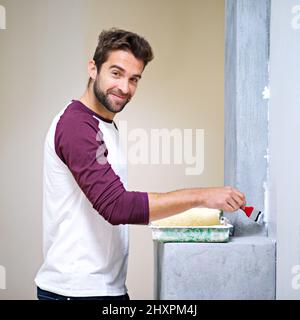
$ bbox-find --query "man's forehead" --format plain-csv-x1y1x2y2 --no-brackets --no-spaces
105,50,144,73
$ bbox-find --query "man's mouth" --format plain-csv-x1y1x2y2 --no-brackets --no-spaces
110,93,128,101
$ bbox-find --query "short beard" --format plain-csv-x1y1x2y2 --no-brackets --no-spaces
93,79,130,114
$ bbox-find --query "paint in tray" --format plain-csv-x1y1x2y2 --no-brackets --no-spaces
150,222,233,243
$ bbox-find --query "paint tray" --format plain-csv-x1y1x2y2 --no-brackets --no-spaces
149,219,233,243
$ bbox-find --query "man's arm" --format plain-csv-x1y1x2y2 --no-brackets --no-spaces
148,186,246,222
55,110,149,225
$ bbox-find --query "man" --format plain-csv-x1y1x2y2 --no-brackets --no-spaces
35,28,246,300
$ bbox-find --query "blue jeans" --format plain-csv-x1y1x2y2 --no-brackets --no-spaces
37,287,130,300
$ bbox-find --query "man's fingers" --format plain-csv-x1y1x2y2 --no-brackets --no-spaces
226,198,240,211
227,187,246,207
232,188,245,202
205,186,246,212
224,201,236,212
231,192,245,208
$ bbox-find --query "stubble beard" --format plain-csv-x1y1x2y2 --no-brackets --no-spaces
93,78,130,114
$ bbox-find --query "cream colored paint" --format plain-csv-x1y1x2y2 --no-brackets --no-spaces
0,0,224,299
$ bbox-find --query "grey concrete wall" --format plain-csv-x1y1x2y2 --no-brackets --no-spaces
269,0,300,299
155,237,275,300
224,0,270,236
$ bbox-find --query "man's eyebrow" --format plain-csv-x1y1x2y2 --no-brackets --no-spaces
109,65,142,79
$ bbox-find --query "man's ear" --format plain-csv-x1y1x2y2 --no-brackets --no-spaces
88,60,97,81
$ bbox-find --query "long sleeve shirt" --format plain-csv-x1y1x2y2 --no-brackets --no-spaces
35,100,149,297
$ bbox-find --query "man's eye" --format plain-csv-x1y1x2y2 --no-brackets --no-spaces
131,78,139,84
112,71,120,77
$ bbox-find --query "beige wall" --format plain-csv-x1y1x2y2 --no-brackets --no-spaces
0,0,224,299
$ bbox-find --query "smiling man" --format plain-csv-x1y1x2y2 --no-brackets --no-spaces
34,28,246,300
86,49,142,116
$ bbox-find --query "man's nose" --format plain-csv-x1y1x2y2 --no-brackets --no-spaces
118,79,130,95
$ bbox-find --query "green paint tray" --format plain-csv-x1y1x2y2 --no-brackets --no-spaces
150,222,233,243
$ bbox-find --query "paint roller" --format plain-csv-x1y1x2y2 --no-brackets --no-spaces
151,205,263,227
151,207,221,226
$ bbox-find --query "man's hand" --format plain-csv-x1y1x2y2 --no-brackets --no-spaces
199,186,246,212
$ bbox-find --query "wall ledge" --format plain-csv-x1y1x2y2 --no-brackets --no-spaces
154,236,276,300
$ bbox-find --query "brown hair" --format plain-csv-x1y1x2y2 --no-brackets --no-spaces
88,28,154,86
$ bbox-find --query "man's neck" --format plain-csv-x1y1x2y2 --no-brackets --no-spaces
79,86,115,122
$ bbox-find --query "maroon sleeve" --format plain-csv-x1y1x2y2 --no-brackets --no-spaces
54,109,149,225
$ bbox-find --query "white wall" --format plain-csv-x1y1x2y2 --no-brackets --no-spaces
0,0,224,299
269,0,300,299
